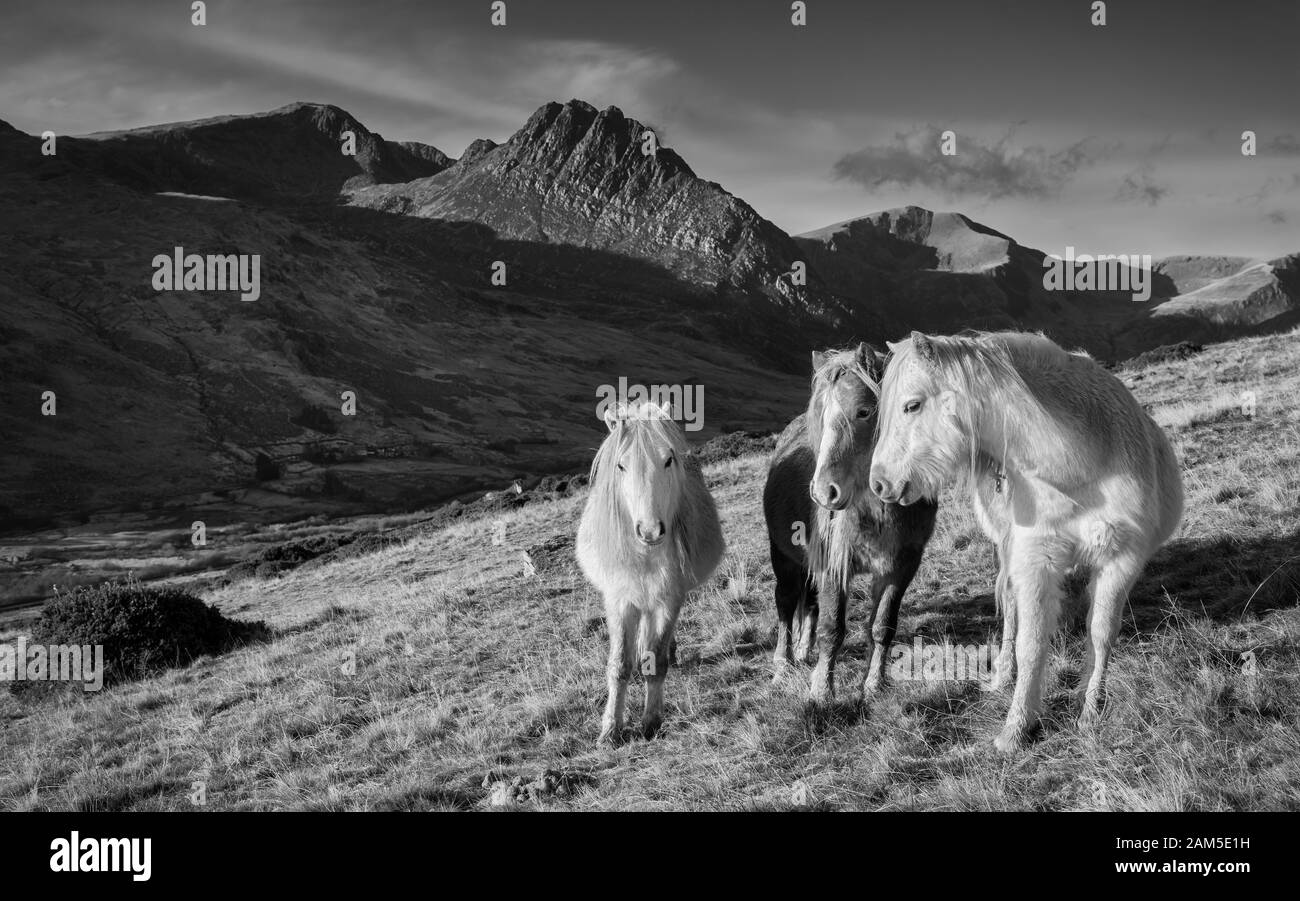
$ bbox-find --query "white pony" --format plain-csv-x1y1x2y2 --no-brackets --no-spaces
869,331,1183,751
576,401,724,747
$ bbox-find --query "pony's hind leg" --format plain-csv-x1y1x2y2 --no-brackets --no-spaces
996,548,1064,753
771,544,804,681
863,547,923,696
597,601,639,748
1078,555,1143,729
640,604,680,738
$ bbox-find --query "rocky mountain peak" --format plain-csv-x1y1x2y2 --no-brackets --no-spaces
488,99,694,186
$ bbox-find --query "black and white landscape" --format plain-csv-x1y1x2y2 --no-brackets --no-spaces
0,0,1297,816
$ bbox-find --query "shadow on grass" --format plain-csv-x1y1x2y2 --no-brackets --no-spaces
798,697,871,737
1131,526,1300,630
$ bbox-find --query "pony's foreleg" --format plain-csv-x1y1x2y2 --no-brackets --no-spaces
996,551,1064,752
771,546,803,680
863,549,922,696
1078,555,1143,729
640,603,680,738
808,580,846,704
597,600,638,748
990,548,1016,691
796,586,819,665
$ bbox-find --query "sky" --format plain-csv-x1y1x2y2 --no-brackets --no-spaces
2,0,1297,258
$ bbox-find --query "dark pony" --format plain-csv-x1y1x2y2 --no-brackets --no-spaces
762,343,938,701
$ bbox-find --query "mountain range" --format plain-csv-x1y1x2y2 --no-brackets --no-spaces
1,99,1296,531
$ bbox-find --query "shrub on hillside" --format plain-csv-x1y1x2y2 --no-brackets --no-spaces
692,430,777,467
221,534,349,583
27,579,269,688
1125,341,1204,370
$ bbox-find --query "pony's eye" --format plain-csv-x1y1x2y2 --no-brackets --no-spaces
903,400,922,414
855,408,872,419
617,463,626,472
665,456,675,469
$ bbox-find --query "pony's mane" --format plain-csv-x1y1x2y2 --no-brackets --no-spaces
583,401,707,583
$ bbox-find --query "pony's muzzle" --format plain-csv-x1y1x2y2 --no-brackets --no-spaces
635,520,666,545
809,477,847,511
870,473,909,505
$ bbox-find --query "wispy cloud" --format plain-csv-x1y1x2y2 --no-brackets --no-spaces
1115,162,1170,206
831,126,1101,200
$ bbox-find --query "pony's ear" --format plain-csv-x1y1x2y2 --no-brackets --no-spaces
811,350,829,374
910,331,936,364
658,400,673,419
885,339,904,355
603,406,619,432
856,342,884,379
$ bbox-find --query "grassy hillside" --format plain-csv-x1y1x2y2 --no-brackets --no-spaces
2,330,1298,811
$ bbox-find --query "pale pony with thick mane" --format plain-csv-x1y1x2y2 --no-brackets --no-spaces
576,401,725,747
869,330,1183,751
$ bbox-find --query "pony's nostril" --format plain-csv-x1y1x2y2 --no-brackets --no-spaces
636,521,664,542
871,479,886,498
826,483,840,504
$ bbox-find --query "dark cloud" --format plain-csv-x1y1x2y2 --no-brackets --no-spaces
831,126,1099,200
1266,210,1288,224
1267,134,1300,156
1115,163,1169,206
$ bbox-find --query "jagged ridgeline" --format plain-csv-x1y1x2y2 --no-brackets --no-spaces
0,101,1296,529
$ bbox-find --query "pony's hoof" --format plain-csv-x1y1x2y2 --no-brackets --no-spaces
640,717,662,739
595,725,621,749
993,728,1026,754
772,659,793,684
861,674,885,696
1077,704,1102,732
807,684,833,706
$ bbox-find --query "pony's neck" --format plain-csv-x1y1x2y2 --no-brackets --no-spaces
967,368,1069,483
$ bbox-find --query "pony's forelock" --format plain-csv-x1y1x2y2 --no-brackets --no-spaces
589,404,689,493
807,347,882,445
